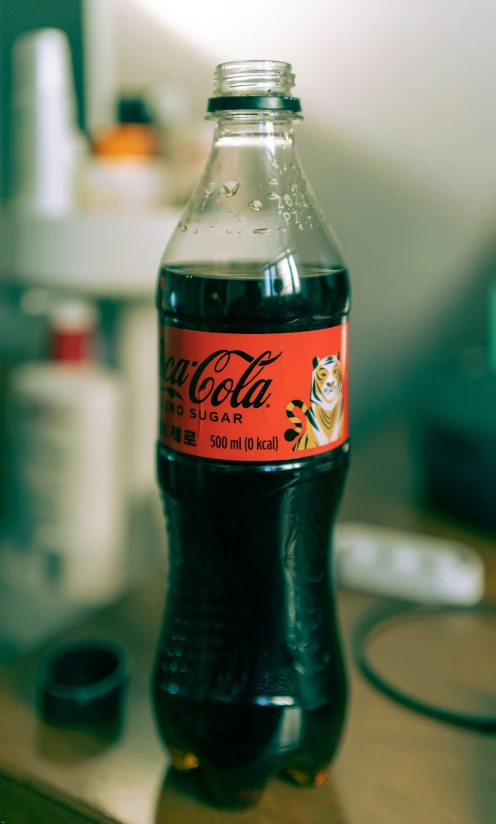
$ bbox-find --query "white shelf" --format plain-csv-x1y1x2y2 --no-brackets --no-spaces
0,208,181,298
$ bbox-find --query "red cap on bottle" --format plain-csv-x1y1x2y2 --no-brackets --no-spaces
49,301,96,364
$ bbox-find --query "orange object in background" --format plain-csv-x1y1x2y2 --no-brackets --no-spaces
92,97,160,160
81,97,170,210
93,123,160,160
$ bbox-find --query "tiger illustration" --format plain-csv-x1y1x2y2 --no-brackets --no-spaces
284,355,344,451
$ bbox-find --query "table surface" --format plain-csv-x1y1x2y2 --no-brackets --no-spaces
0,423,495,824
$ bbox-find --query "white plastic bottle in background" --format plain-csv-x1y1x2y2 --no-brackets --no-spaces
11,28,83,213
115,302,157,501
7,300,126,606
115,302,166,579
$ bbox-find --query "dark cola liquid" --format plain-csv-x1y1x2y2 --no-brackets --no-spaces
154,261,350,807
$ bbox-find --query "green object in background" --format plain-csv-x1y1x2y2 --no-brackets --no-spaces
0,287,48,526
416,276,496,530
489,278,496,374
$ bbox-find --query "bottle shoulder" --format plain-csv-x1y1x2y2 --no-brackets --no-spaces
160,139,346,274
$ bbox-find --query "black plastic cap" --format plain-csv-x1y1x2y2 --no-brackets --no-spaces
37,641,128,725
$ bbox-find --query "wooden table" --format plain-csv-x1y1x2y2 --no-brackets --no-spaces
0,423,495,823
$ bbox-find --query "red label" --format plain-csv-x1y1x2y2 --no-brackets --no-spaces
159,324,349,461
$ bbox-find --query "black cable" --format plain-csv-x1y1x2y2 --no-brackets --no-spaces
351,598,496,733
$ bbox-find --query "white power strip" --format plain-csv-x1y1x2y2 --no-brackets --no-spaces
334,523,485,605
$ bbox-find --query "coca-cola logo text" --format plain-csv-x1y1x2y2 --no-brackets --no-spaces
162,349,282,408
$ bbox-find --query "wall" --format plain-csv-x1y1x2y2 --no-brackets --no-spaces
124,0,496,214
107,0,496,427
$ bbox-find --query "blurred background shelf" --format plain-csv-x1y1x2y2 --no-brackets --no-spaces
0,209,180,298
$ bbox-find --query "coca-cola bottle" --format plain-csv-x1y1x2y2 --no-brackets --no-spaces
153,60,350,808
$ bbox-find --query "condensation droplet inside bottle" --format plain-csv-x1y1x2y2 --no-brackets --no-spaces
290,184,297,193
226,229,232,234
208,223,214,229
193,229,198,234
180,224,187,232
269,178,278,186
278,227,287,233
268,191,281,200
249,200,263,211
298,224,304,231
222,181,240,197
238,218,242,223
253,228,270,235
228,208,235,214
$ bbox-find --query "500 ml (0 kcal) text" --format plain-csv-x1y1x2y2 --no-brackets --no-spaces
210,435,279,452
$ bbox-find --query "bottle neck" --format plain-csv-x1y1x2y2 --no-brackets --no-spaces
206,113,301,191
212,111,298,145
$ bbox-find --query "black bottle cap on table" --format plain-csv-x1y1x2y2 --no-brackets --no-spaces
37,641,128,725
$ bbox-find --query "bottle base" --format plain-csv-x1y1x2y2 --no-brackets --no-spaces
168,746,200,772
165,744,334,808
156,690,347,807
282,763,329,788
